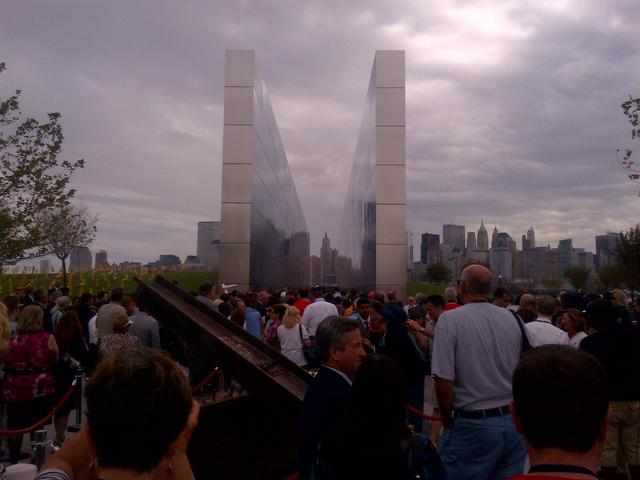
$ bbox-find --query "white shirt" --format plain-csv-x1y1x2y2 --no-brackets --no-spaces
88,315,98,345
277,324,310,367
568,331,588,348
526,317,570,347
301,298,338,336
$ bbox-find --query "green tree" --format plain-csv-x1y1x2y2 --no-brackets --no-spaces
0,62,84,265
618,95,640,194
598,265,626,290
615,225,640,293
563,266,591,292
541,277,563,292
426,262,450,284
41,203,97,287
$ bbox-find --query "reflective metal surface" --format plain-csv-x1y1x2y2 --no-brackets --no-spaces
221,50,309,290
337,51,407,298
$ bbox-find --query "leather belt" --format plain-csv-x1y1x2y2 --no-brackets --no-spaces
454,405,510,419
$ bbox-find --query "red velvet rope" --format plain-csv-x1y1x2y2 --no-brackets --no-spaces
0,379,78,436
191,367,220,394
405,403,443,421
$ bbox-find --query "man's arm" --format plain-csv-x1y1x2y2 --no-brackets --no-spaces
406,320,429,353
40,426,94,480
435,377,454,427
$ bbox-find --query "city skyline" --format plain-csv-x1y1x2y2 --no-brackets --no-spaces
1,1,638,266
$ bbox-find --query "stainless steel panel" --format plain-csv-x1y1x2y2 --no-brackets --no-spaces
225,50,256,87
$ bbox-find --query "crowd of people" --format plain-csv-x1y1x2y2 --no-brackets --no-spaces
175,272,640,479
0,285,160,465
0,267,639,479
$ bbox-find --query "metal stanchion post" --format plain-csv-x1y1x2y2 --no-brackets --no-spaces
75,369,85,427
31,429,48,469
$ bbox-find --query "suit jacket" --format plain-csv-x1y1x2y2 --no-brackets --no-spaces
299,366,352,479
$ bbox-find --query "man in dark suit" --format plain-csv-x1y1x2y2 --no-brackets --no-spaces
299,316,366,479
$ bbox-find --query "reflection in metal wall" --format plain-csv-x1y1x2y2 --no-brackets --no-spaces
337,51,407,299
336,71,377,292
221,50,309,291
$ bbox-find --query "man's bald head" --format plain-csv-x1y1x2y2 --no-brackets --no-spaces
520,293,536,308
460,265,493,296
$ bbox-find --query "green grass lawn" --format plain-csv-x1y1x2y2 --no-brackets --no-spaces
407,282,451,297
0,270,219,298
1,272,443,300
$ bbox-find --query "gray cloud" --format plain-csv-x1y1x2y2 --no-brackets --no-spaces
1,0,638,266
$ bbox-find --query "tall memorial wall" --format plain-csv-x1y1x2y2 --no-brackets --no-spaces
337,51,407,299
220,50,309,291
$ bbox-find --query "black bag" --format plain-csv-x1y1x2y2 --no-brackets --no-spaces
299,323,316,366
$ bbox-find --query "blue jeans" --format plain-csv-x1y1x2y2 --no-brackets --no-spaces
439,413,526,480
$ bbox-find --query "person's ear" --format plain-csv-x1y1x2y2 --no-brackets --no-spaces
329,345,339,361
509,401,524,434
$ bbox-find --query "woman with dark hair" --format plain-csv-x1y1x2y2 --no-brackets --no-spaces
264,303,286,352
315,354,446,479
53,310,89,445
36,348,199,480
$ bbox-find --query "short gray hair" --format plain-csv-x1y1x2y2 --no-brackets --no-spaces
313,316,360,363
444,287,457,303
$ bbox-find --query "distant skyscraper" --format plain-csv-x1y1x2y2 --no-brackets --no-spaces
320,233,333,284
407,231,414,272
466,232,477,252
491,226,499,249
477,219,489,250
443,224,465,251
95,250,108,268
494,232,517,251
70,246,92,271
523,246,559,284
309,255,321,286
420,233,440,263
558,239,573,276
527,227,535,248
158,255,181,266
489,247,512,282
595,232,620,270
197,221,221,271
577,251,595,272
39,259,51,274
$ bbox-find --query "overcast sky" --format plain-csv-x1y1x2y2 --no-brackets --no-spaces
1,0,638,265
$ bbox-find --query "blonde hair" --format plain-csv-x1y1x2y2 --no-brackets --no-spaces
113,313,131,334
282,306,301,329
17,305,44,334
612,289,627,307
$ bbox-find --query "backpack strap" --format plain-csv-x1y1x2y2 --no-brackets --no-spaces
510,310,532,354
